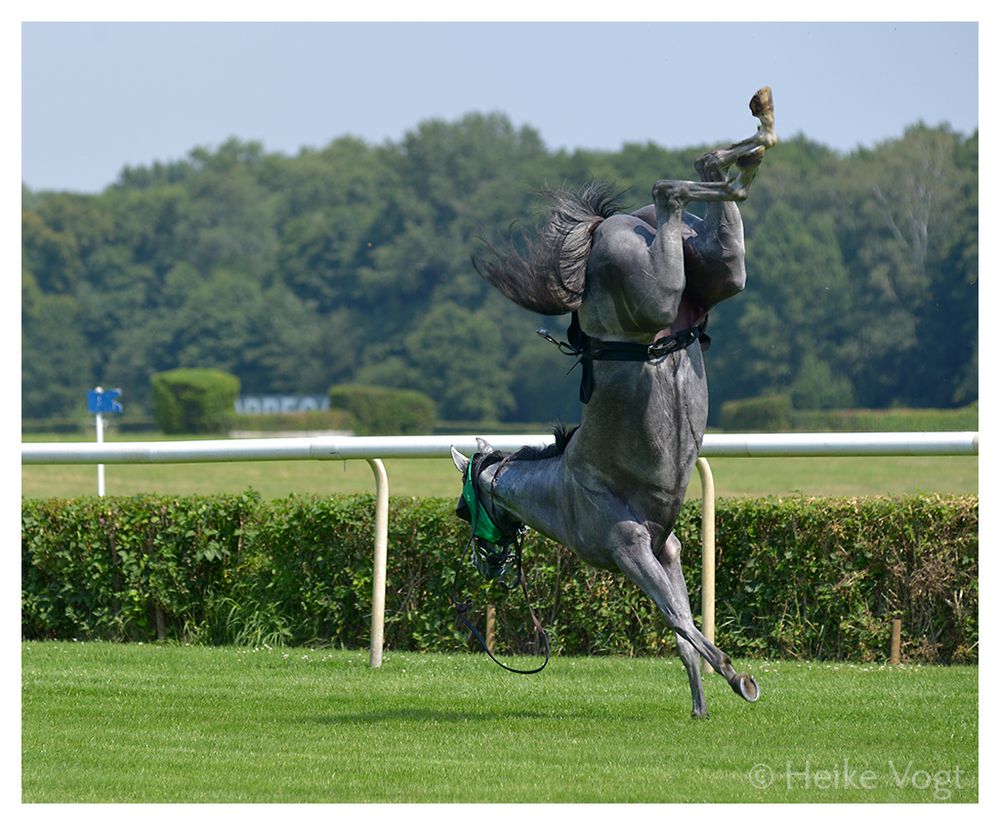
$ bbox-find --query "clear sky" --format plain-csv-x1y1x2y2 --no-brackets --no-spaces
21,19,979,193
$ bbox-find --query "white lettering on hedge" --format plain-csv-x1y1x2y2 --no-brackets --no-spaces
235,396,330,415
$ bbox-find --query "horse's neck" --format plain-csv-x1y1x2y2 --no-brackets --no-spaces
572,349,708,478
489,349,707,556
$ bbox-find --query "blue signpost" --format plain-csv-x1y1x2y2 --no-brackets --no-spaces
88,387,123,496
87,388,123,415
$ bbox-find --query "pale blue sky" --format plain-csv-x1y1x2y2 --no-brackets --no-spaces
21,21,978,193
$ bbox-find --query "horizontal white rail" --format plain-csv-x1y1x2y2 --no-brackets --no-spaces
20,434,552,464
702,431,979,457
20,431,979,464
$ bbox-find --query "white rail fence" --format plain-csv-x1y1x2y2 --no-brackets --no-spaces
22,431,978,667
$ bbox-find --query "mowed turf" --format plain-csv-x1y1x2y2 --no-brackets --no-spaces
21,432,978,500
22,642,977,803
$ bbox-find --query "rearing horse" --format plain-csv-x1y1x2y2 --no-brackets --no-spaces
452,89,776,717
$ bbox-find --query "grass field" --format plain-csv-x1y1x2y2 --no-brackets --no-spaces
22,642,977,803
21,433,978,499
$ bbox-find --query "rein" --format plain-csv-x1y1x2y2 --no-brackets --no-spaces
537,311,711,403
451,452,550,674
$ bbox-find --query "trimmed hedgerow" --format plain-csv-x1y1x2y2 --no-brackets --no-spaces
21,493,257,643
150,368,240,434
327,384,436,435
719,394,792,432
21,494,977,663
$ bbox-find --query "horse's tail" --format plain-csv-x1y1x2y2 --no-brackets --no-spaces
473,182,624,315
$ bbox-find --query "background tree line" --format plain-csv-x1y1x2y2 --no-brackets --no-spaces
22,113,977,426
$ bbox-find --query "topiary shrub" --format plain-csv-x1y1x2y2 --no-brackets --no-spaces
327,383,436,435
720,394,792,432
150,368,240,434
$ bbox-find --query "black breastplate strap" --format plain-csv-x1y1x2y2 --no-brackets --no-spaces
537,312,711,403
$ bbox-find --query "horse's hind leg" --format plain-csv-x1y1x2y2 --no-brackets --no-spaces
651,86,775,222
653,86,775,209
681,142,757,305
653,149,765,209
695,86,776,176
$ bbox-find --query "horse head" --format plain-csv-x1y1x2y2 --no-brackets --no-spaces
450,439,524,542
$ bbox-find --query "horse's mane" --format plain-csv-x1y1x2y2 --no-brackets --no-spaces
505,424,579,464
473,182,624,315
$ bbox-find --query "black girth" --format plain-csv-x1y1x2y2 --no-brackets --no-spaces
537,311,711,403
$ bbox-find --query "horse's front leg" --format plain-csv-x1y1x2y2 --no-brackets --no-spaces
610,524,760,715
660,534,707,718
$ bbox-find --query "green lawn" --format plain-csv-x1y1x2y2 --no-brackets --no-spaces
22,642,977,803
21,432,978,499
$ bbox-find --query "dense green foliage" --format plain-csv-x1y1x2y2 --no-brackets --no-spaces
720,394,792,431
149,368,240,433
22,115,977,426
22,493,977,663
721,397,979,432
789,402,979,433
328,383,436,435
23,643,978,802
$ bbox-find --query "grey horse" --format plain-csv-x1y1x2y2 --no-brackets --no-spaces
452,88,776,718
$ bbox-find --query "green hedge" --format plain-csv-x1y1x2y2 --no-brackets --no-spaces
21,494,978,663
789,403,978,433
328,384,436,435
720,395,793,432
719,397,978,433
150,368,240,434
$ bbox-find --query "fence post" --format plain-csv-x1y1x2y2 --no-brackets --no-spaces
696,457,716,674
366,458,389,668
890,617,902,665
486,605,496,653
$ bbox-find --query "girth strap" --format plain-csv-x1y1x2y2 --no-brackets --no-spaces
537,311,711,403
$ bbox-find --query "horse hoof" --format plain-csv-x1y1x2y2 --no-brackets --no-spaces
749,86,773,117
735,673,760,702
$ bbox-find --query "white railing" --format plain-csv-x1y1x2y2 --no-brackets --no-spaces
20,430,979,464
22,431,978,667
